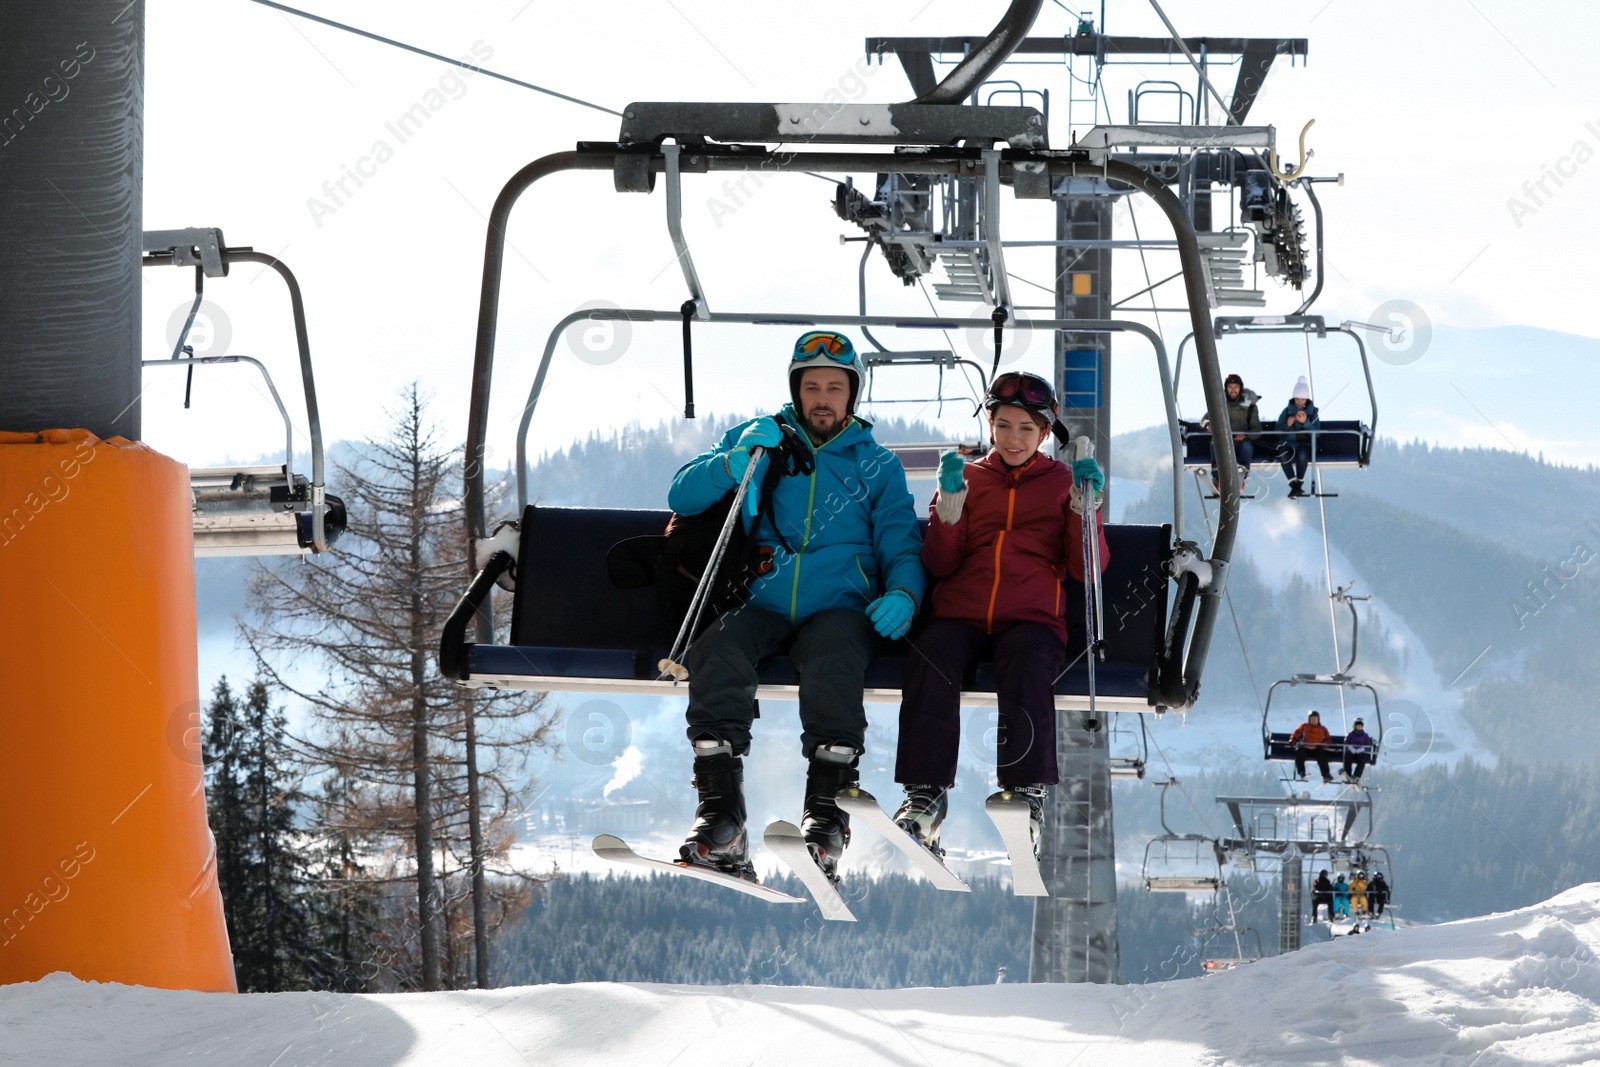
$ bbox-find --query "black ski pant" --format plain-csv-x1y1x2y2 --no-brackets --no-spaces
1295,747,1332,780
894,618,1065,788
1312,892,1333,921
1342,752,1370,781
684,604,875,758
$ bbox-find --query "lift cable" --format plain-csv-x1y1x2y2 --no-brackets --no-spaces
1303,330,1350,728
245,0,624,117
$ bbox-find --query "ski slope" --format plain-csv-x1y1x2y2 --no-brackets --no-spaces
6,885,1600,1065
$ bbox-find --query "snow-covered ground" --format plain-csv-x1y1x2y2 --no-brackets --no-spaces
9,885,1600,1065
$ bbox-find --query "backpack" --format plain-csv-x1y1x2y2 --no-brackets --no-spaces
607,420,813,636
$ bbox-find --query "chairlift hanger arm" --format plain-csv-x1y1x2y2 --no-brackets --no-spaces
227,250,330,552
911,0,1043,106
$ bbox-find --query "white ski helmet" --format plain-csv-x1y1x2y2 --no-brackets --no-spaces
789,331,865,415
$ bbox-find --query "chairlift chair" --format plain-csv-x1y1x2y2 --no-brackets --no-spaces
1107,712,1149,779
1143,834,1225,892
1142,780,1224,891
1261,584,1383,770
1201,924,1263,972
141,228,347,556
440,58,1274,715
1216,793,1376,855
1175,314,1378,489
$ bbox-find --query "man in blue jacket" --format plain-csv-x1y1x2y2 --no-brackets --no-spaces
670,331,925,883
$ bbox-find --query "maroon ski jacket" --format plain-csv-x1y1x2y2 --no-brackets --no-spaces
922,451,1111,645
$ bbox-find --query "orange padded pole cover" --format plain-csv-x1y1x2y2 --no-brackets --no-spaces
0,429,235,992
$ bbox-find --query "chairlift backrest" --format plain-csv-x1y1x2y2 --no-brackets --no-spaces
451,505,1173,710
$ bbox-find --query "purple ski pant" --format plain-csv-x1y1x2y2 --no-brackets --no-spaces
894,618,1064,788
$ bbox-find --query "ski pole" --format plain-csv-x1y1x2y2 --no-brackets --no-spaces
659,445,765,682
1074,435,1104,726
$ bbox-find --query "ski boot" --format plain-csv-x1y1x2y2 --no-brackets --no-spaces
679,739,754,881
1001,784,1050,859
892,784,949,859
800,742,859,886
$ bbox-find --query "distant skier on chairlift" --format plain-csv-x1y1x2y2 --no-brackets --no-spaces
1340,718,1375,783
890,370,1109,860
1275,375,1322,499
1312,870,1335,922
1290,710,1335,784
1199,372,1262,493
665,331,926,884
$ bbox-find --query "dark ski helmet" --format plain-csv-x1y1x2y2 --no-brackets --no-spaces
789,331,865,415
984,371,1059,427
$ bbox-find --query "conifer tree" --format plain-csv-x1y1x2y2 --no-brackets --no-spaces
245,383,550,990
204,676,328,991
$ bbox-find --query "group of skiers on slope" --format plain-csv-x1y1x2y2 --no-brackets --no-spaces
1199,371,1323,498
1312,869,1390,923
1288,711,1377,785
668,331,1109,883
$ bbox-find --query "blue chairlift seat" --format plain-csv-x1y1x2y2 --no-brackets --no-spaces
1264,732,1379,766
1180,420,1372,470
458,505,1172,712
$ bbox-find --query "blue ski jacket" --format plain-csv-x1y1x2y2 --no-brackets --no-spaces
668,407,925,624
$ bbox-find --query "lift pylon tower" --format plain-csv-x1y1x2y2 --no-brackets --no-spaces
1216,791,1390,952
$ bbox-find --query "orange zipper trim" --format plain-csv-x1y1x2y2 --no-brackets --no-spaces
985,483,1018,632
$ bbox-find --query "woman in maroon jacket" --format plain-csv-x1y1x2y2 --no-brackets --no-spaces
892,372,1110,857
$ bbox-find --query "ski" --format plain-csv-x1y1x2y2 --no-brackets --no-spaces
984,791,1049,897
835,787,971,893
590,835,806,905
1279,777,1381,793
762,821,857,922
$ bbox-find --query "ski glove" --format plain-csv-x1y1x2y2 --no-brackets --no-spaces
937,449,967,493
1072,456,1105,494
726,417,783,482
866,589,916,640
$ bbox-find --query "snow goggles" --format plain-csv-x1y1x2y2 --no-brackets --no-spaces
985,372,1058,416
793,331,856,362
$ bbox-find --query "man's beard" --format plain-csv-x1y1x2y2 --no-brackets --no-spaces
804,412,845,444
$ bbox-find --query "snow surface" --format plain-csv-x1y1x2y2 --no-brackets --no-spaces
9,886,1600,1065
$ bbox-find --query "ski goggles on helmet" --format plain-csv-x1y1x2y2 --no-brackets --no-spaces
985,372,1058,417
793,331,856,363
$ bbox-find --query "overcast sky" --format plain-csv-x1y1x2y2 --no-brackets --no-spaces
137,0,1600,484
